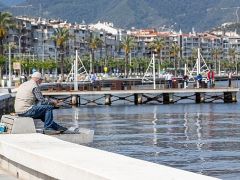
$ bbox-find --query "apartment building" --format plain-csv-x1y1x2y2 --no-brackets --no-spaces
88,21,125,59
224,31,240,58
13,18,122,63
130,29,174,59
130,28,238,62
4,16,240,64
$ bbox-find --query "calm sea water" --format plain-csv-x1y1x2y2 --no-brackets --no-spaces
51,81,240,180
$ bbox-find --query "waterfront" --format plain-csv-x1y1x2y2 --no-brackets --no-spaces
40,97,239,180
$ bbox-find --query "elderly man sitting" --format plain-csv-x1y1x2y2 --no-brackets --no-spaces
14,72,67,134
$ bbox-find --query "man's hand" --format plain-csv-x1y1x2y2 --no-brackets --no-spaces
52,100,63,107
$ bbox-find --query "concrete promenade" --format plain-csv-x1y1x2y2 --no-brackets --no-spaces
0,167,17,180
0,133,219,180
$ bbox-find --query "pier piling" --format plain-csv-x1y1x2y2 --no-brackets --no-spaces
71,95,79,105
134,93,143,105
105,94,111,105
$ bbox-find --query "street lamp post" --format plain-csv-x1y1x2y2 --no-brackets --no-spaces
54,47,57,77
129,52,132,76
8,45,11,87
8,43,14,87
41,40,45,75
13,34,25,55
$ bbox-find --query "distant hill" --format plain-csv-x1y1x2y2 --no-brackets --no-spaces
0,2,6,10
2,0,240,32
212,23,240,34
0,0,25,6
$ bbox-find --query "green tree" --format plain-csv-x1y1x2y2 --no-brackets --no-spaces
88,35,103,73
52,27,72,80
0,12,15,55
188,48,198,69
211,48,222,74
121,35,135,77
138,57,150,76
130,57,140,76
81,54,90,71
0,55,5,79
170,42,180,76
228,48,238,73
148,37,165,77
148,37,165,64
228,48,237,62
41,59,57,73
161,59,172,70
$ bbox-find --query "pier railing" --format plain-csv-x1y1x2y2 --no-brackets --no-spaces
42,87,239,106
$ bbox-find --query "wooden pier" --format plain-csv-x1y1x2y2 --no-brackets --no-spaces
42,87,239,106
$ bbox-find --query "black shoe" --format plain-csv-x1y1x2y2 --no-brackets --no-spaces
55,124,68,133
43,128,61,135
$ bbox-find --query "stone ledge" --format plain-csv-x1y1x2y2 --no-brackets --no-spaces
0,134,219,180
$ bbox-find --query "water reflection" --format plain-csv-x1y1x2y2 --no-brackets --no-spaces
73,108,79,127
52,102,240,180
152,106,158,146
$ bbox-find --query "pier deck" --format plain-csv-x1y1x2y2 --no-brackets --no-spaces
43,88,239,95
42,87,239,105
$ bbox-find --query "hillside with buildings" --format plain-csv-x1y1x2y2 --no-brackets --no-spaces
3,16,240,63
212,23,240,34
2,0,240,32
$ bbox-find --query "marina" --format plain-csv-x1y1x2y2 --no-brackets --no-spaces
1,2,240,178
0,80,240,180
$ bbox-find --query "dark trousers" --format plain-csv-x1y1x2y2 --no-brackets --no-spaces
167,80,172,88
228,79,232,87
19,104,59,129
209,79,214,87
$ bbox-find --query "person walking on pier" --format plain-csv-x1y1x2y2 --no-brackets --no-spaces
14,72,68,134
166,72,173,88
183,74,189,88
196,74,202,88
207,70,215,88
228,71,232,87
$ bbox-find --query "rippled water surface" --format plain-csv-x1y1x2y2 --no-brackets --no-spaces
51,101,240,180
49,81,240,180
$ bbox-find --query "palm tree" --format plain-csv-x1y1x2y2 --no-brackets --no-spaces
189,48,198,69
148,37,165,64
170,42,180,76
121,35,135,77
229,47,238,73
0,12,15,55
52,27,72,80
228,48,237,61
88,35,103,73
0,55,5,79
148,37,165,77
211,48,222,74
